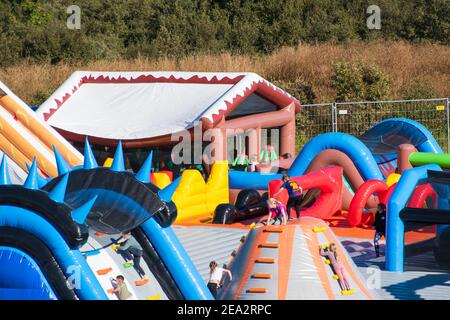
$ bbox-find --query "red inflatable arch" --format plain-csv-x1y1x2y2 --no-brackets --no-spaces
348,179,388,227
408,184,437,208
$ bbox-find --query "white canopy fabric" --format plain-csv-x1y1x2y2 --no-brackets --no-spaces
37,71,299,140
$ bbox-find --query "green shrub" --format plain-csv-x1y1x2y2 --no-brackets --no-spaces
331,62,390,102
361,64,390,101
331,62,364,102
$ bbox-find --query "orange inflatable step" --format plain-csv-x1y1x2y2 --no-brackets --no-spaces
95,231,106,237
135,278,150,286
252,273,272,279
96,267,113,275
255,257,275,264
264,226,283,233
259,242,279,248
247,288,268,293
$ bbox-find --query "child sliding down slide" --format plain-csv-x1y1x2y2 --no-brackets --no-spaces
267,198,288,226
319,243,352,293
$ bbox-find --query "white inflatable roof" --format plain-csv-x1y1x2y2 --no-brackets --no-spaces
37,71,299,140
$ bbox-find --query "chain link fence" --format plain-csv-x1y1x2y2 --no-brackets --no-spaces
296,98,450,153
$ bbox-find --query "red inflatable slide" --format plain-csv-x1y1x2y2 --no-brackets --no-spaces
268,166,343,219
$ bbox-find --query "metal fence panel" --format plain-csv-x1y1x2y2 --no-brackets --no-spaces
298,98,450,152
295,103,333,151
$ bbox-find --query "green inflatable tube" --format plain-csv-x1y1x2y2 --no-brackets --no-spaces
409,152,450,168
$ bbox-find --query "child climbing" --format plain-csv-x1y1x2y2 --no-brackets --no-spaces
207,261,232,299
373,203,387,257
109,275,133,300
319,243,352,292
273,174,303,220
267,198,287,226
113,231,148,283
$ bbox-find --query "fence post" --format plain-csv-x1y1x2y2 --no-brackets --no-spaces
332,102,337,132
447,97,450,154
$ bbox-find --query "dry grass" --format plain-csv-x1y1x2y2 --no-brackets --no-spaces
0,41,448,105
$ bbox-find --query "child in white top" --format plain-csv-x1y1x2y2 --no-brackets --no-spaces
207,261,232,299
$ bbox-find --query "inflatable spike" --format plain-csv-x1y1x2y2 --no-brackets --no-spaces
135,150,153,183
0,154,11,185
25,162,47,188
71,195,97,224
110,141,125,172
53,145,70,175
24,158,39,190
83,137,98,169
48,174,69,203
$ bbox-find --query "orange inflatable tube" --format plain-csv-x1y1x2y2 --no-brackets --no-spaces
0,84,83,177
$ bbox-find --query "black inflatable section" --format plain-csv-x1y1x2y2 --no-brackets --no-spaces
0,227,78,300
143,182,178,227
213,204,238,224
434,227,450,266
154,200,178,228
43,168,166,234
400,208,450,224
132,228,184,300
0,186,87,248
235,189,262,209
213,189,268,224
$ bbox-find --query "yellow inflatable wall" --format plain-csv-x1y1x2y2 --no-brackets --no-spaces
172,161,229,222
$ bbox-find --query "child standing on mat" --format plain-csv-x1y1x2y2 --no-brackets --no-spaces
373,203,387,257
267,198,287,226
319,243,351,292
114,231,148,282
273,174,303,220
207,261,232,299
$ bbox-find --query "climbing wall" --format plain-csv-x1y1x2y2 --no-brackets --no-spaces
223,217,380,300
81,231,168,300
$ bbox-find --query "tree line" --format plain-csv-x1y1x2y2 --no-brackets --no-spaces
1,0,448,67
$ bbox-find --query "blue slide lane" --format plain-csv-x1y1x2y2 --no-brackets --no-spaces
376,118,443,153
0,205,107,300
0,247,56,300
